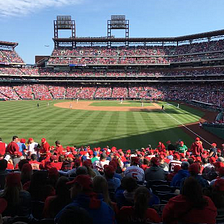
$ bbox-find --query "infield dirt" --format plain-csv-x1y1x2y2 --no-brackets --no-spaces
54,101,161,112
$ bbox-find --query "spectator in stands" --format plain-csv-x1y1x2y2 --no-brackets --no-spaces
202,157,218,182
40,138,50,156
82,159,98,178
55,206,93,224
189,137,204,156
118,186,161,224
91,151,99,163
93,175,119,214
0,198,7,224
221,143,224,157
209,143,218,157
76,166,88,176
159,154,169,172
28,171,55,201
181,163,209,190
140,158,150,171
55,140,64,155
210,178,224,223
145,157,165,182
166,140,176,151
6,136,20,158
0,159,9,190
29,154,41,170
167,165,181,182
156,142,166,151
93,152,109,173
27,138,39,156
162,176,217,224
124,157,144,183
55,175,116,224
17,138,26,155
0,138,6,157
168,153,182,172
170,161,190,189
0,173,31,217
43,176,71,219
104,164,121,192
48,167,60,188
177,141,188,155
45,155,63,171
21,163,33,185
210,167,224,186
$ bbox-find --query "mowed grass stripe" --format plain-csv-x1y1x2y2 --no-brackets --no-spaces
0,100,205,149
136,112,158,147
3,108,76,142
103,111,120,139
126,112,140,135
72,111,107,145
139,110,194,146
51,111,96,146
87,111,123,148
85,112,113,145
43,110,90,143
77,111,108,145
168,109,201,124
17,108,74,137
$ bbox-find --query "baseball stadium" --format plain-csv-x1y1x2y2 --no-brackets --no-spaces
0,13,224,223
0,15,223,149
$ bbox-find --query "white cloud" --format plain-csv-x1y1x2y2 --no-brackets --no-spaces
0,0,84,17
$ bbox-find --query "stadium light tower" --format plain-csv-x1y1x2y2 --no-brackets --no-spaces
107,15,129,46
54,16,76,48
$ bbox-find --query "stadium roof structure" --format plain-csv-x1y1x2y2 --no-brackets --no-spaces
53,28,224,46
0,41,18,48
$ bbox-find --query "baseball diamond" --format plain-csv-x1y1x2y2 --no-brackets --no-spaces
0,100,222,149
1,11,224,224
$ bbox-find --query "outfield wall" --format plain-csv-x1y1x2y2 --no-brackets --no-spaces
202,124,224,141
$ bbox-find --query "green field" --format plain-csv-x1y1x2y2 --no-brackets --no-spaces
90,100,155,107
0,100,204,150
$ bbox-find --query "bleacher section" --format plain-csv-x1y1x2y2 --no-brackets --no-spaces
47,40,224,66
0,49,24,64
0,84,223,108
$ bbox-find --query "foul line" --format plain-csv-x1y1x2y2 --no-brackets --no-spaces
162,106,211,146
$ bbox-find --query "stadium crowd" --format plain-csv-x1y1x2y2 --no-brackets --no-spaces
0,68,23,76
46,40,224,65
49,40,224,57
1,67,224,78
0,83,223,108
1,40,224,67
0,50,24,64
0,136,223,223
95,87,113,98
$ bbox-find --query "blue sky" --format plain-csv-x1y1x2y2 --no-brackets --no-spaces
0,0,224,64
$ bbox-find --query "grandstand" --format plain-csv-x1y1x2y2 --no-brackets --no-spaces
1,14,224,224
0,15,223,110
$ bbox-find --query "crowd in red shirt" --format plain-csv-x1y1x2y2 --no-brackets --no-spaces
0,135,223,223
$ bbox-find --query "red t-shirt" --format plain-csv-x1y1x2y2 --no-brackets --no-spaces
162,195,217,224
7,163,14,170
118,206,161,223
189,142,203,155
40,142,50,154
0,142,6,155
56,145,64,155
45,161,63,170
6,142,19,155
140,164,149,171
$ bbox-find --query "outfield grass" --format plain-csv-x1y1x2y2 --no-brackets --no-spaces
0,100,204,150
